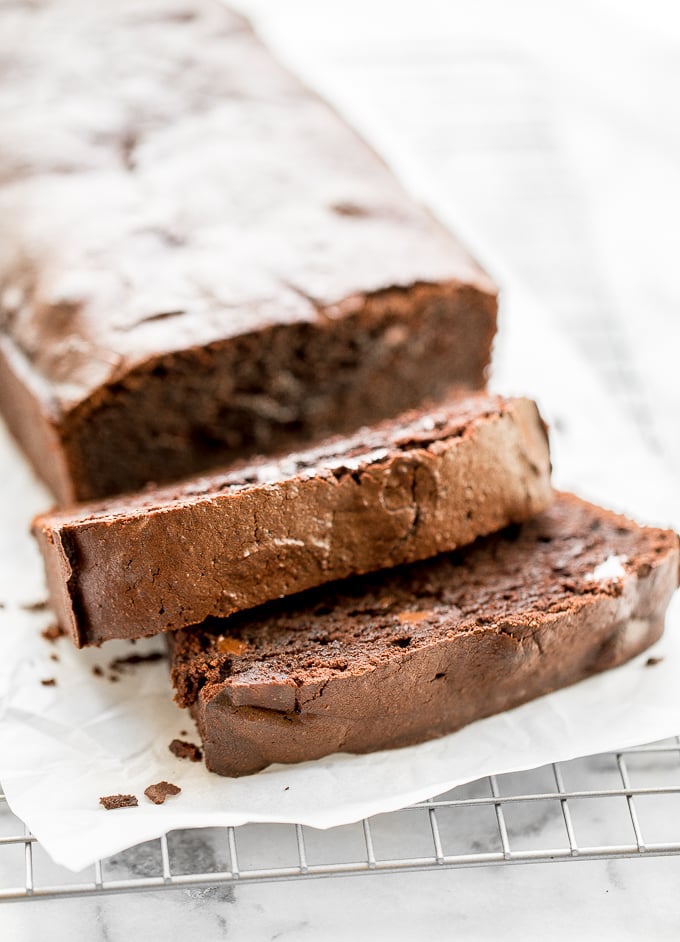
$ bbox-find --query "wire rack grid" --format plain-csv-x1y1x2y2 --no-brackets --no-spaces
3,738,680,903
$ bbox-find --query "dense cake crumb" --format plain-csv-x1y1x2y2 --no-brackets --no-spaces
144,782,182,805
169,739,202,762
100,794,138,810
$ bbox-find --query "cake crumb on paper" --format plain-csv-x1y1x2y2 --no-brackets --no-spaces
169,739,202,762
22,599,48,612
144,781,182,805
100,794,138,810
108,651,165,674
41,624,64,643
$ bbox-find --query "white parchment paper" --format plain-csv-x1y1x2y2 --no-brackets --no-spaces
0,286,678,872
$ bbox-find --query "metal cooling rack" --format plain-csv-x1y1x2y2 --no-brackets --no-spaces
3,738,680,903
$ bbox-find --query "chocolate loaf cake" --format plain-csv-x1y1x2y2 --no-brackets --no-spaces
0,0,496,504
33,394,551,646
169,494,679,777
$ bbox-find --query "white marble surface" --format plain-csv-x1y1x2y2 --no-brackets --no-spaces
2,0,680,936
1,859,680,941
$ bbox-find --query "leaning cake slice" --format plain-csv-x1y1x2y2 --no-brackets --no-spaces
33,394,551,646
169,493,679,776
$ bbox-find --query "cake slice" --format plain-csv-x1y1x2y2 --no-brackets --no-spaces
169,493,679,776
0,0,496,504
33,394,551,646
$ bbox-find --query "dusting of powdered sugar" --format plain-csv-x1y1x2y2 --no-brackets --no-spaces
586,555,628,582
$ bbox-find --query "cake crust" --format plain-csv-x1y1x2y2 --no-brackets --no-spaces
33,394,551,645
169,494,679,777
0,0,496,503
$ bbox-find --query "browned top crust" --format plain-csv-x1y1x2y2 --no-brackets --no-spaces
0,0,494,418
